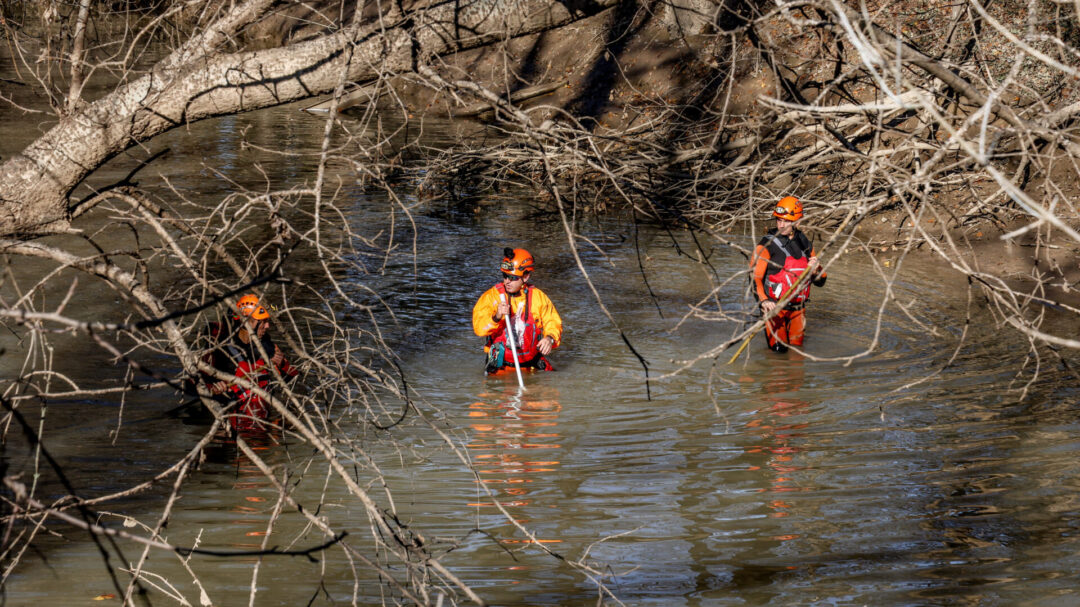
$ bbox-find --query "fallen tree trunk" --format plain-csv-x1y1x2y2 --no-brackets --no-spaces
0,0,622,236
450,79,567,117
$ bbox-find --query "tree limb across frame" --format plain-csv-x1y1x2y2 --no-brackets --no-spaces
0,0,623,236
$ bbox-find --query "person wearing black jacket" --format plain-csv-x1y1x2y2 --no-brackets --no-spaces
198,294,297,427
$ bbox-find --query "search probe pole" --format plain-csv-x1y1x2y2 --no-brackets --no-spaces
500,294,526,391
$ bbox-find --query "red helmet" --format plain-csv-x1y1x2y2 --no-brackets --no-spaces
500,248,534,277
773,196,803,221
236,294,270,320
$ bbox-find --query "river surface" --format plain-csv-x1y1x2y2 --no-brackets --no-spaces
4,77,1080,606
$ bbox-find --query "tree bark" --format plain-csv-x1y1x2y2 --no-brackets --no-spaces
0,0,622,236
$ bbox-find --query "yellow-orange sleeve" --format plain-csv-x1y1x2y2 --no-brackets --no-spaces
530,287,563,347
472,286,502,337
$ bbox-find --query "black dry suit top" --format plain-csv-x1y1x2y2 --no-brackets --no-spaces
207,319,277,375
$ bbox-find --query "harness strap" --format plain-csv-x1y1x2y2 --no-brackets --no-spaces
224,342,246,365
767,233,803,261
488,284,534,345
522,285,532,325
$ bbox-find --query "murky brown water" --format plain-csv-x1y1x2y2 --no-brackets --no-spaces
4,72,1080,606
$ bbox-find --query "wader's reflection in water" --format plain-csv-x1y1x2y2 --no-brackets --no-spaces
745,354,811,532
467,385,563,546
204,428,286,553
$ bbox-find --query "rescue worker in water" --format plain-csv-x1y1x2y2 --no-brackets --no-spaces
751,196,827,353
199,294,297,426
472,248,563,374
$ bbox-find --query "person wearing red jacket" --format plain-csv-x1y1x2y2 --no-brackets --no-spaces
472,248,563,374
751,197,827,353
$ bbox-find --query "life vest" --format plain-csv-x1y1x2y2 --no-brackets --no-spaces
232,359,273,425
487,283,541,364
763,234,812,304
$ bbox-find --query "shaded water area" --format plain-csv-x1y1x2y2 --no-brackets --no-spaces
4,92,1080,605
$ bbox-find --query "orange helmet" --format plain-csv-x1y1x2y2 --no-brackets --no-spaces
773,196,803,221
236,294,270,320
500,248,534,277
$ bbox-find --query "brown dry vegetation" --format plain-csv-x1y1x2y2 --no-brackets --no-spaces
362,0,1080,313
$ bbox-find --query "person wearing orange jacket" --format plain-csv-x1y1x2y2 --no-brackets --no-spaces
751,196,827,353
472,248,563,374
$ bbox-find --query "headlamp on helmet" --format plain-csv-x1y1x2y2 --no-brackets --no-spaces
772,196,803,221
500,247,534,277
